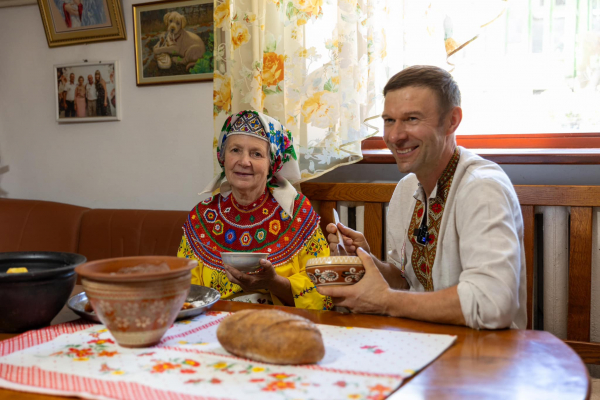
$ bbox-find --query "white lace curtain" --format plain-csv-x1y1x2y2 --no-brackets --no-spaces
212,0,505,179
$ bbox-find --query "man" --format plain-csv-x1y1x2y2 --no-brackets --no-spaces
57,74,68,118
64,73,77,118
85,75,97,117
320,65,526,330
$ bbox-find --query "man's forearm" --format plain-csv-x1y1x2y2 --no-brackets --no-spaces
371,257,409,290
382,285,466,326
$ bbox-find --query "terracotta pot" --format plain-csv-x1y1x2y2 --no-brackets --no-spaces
76,256,197,348
305,256,365,286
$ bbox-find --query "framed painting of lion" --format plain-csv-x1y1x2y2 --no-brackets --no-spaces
133,0,213,86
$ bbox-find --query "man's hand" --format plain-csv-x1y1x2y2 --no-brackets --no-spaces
326,222,371,255
317,248,391,314
221,259,278,292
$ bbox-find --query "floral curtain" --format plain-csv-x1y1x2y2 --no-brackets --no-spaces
212,0,505,179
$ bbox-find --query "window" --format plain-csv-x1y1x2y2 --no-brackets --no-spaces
363,0,600,163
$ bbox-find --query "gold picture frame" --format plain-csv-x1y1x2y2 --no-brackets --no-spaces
37,0,126,48
133,0,213,86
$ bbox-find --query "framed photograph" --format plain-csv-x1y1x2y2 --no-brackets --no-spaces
133,0,214,86
54,61,121,123
37,0,126,47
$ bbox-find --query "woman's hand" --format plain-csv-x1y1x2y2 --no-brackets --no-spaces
326,222,371,255
221,259,278,292
221,259,294,306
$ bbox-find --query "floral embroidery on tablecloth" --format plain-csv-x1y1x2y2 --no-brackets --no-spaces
0,311,456,400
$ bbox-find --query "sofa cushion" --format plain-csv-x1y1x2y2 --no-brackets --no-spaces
78,209,188,261
0,198,89,253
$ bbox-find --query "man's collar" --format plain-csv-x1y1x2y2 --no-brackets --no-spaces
412,147,461,202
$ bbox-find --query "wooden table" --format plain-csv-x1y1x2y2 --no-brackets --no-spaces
0,300,591,400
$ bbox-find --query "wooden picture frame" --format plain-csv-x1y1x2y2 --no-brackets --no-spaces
54,61,121,123
37,0,126,47
133,0,213,86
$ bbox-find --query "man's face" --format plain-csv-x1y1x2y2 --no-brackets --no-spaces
382,86,449,178
70,74,75,83
88,75,93,84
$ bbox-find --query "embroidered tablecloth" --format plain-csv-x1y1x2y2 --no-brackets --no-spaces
0,311,456,400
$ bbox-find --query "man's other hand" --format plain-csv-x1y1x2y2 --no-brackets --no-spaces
316,248,390,314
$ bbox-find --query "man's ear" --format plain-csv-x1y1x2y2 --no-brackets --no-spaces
445,106,462,137
163,12,171,26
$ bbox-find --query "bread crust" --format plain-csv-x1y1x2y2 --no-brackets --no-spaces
217,309,325,365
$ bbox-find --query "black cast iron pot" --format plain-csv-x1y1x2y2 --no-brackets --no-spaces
0,252,86,333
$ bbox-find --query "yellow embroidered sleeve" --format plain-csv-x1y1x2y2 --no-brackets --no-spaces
283,227,333,311
176,235,204,286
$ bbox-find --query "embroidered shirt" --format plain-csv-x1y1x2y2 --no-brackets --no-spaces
178,190,332,311
387,146,527,330
408,148,460,291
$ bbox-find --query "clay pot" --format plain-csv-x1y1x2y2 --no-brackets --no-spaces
76,256,197,348
306,256,365,286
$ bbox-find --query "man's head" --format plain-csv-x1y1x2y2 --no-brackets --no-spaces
69,73,75,83
87,75,93,84
382,65,462,187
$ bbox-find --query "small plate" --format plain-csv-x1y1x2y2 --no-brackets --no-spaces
67,284,221,323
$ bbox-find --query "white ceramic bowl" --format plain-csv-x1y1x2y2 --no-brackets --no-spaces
221,252,269,273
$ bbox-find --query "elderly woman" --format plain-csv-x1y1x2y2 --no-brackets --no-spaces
177,110,332,310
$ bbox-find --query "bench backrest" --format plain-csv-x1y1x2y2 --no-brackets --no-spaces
301,182,600,364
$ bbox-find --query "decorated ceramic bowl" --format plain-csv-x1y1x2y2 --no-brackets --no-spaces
75,256,197,348
221,252,269,273
306,256,365,286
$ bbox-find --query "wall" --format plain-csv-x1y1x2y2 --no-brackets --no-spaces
0,2,214,211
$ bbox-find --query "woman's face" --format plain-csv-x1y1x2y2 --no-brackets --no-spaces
223,135,270,195
78,77,84,85
95,73,100,80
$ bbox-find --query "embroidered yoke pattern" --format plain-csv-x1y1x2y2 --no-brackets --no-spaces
183,190,320,270
408,148,461,291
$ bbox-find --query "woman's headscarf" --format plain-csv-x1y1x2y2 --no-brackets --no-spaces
200,110,302,215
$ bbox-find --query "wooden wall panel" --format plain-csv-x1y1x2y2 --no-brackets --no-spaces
364,202,383,260
515,186,600,207
318,201,336,244
521,205,535,330
301,183,396,203
567,207,593,342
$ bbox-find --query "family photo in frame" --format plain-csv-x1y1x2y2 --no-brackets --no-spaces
54,61,120,123
133,0,214,86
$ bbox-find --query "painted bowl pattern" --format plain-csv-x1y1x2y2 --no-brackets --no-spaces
305,256,365,286
82,274,190,347
76,256,197,348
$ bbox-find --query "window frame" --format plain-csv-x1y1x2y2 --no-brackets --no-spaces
360,134,600,164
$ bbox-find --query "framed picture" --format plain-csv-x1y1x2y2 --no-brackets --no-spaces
54,61,121,123
133,0,214,86
37,0,126,47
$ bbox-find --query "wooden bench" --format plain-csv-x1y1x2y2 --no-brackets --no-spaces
301,182,600,364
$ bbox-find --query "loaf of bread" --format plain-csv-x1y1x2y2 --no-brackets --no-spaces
217,309,325,365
